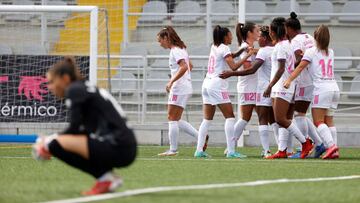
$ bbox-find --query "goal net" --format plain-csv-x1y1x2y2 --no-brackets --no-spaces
0,5,110,141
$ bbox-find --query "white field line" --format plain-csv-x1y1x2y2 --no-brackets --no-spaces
0,156,359,164
43,175,360,203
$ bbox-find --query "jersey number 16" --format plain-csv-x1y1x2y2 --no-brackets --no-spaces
319,59,333,78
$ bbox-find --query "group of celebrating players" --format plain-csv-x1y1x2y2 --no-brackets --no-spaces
157,12,340,160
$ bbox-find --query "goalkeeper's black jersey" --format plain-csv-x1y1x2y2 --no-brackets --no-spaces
62,81,135,146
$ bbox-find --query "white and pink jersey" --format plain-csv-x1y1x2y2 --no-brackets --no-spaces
271,40,296,94
237,42,257,93
255,46,274,92
203,43,232,91
302,47,339,94
291,33,315,88
169,46,192,95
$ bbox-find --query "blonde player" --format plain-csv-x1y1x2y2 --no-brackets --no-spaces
157,26,200,156
220,26,275,158
284,25,340,159
194,25,254,158
264,17,313,159
285,12,325,158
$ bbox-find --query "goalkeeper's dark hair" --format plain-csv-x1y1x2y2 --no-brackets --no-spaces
48,56,84,81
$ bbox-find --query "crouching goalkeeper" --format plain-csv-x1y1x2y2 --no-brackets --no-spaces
33,57,137,195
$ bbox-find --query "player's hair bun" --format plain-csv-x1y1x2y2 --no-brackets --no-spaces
290,12,298,19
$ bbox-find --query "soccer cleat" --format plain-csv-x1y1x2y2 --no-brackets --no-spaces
223,148,228,156
226,151,247,159
322,145,339,159
203,134,209,152
313,143,326,158
261,150,272,158
158,150,178,156
194,151,210,158
265,150,287,159
300,138,314,159
82,177,123,196
329,150,339,159
289,151,301,159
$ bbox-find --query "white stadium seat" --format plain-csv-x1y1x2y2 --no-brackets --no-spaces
172,1,202,23
304,1,333,23
338,1,360,23
349,75,360,98
334,47,352,70
211,1,235,23
245,1,266,23
138,1,167,23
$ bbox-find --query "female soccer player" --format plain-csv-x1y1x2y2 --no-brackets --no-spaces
32,57,137,195
157,26,200,156
264,17,313,159
194,25,254,158
285,12,325,158
284,25,340,159
220,25,276,158
231,22,260,156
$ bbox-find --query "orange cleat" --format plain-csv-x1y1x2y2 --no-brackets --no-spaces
329,150,339,159
300,138,314,159
265,150,287,159
82,177,123,196
322,145,339,159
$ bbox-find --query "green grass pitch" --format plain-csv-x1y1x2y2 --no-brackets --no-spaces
0,145,360,203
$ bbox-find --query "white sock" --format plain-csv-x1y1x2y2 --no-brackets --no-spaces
234,119,248,141
278,128,289,151
287,121,306,143
329,126,337,145
305,117,323,146
271,123,279,144
98,171,114,181
317,123,334,148
295,116,308,139
259,125,270,152
168,121,179,152
178,120,198,138
196,119,211,152
287,135,293,153
225,118,236,154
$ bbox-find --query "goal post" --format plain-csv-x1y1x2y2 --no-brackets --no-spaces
0,5,109,142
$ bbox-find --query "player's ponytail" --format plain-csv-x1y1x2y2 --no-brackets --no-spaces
49,56,84,82
270,17,286,41
236,22,256,46
314,25,330,55
158,26,186,49
285,12,301,31
213,25,230,46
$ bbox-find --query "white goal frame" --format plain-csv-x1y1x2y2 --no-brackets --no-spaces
0,5,99,84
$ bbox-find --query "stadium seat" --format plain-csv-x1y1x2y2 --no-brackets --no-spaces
349,75,360,98
210,1,235,23
46,0,68,21
21,44,47,55
146,71,169,95
228,77,237,94
172,1,202,23
335,74,343,91
333,47,352,70
274,0,300,14
5,0,34,22
120,46,147,68
150,48,169,69
191,71,204,93
111,71,137,95
187,45,210,69
304,1,333,23
138,1,167,23
0,45,13,55
245,1,266,23
338,1,360,23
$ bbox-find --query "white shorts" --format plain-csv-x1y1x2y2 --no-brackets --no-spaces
256,92,272,107
312,91,340,110
238,92,256,105
168,93,191,109
202,87,231,105
295,85,314,102
271,91,295,104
